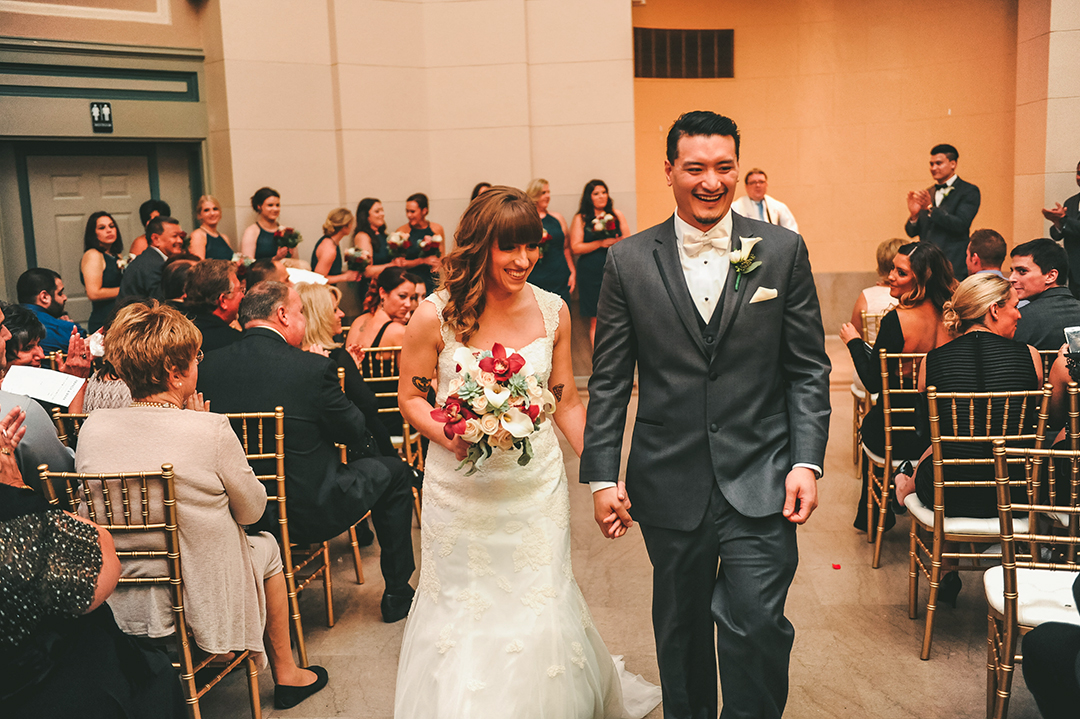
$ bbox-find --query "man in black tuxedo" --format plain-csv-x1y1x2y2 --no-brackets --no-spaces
197,281,416,622
184,259,242,352
1010,238,1080,350
117,216,185,300
1045,160,1080,297
905,143,981,280
582,111,830,719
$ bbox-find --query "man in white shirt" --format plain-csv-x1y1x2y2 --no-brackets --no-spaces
581,111,830,719
730,168,799,233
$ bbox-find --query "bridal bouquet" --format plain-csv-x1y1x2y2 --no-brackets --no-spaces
431,343,557,475
387,231,412,259
274,227,302,249
590,213,618,240
417,234,441,258
343,247,372,273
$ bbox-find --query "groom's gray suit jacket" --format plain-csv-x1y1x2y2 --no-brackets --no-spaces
580,212,831,531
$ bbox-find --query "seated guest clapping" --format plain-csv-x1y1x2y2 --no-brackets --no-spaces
74,303,328,709
197,282,416,622
1,301,92,414
184,259,244,352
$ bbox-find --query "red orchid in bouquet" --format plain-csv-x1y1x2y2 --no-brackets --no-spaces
431,343,557,475
274,227,302,249
387,231,411,259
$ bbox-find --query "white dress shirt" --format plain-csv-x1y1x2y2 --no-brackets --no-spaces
933,174,957,207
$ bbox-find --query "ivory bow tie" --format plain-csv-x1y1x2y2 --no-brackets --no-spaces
683,230,729,257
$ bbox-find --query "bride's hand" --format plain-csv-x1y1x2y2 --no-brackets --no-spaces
447,436,470,461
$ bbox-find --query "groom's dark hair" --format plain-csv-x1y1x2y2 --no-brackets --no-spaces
666,111,740,163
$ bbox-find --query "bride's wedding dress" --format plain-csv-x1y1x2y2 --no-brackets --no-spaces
394,287,661,719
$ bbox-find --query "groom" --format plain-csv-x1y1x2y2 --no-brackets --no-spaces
581,111,831,719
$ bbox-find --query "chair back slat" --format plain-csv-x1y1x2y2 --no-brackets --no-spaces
861,310,888,344
50,408,89,449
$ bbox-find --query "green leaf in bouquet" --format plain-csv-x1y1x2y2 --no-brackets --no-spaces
458,443,487,476
517,436,533,466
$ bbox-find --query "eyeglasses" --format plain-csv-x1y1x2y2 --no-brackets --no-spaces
195,349,204,364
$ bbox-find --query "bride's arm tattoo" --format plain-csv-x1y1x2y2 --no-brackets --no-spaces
551,384,564,402
412,376,432,393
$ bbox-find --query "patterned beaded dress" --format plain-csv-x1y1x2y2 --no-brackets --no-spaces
393,287,661,719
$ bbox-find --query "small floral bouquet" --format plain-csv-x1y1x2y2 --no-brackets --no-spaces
343,247,372,273
417,234,442,258
231,252,256,281
538,228,552,258
431,343,557,475
115,253,136,272
590,213,618,241
274,227,302,249
387,231,412,259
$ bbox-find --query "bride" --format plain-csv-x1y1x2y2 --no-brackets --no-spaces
396,187,661,718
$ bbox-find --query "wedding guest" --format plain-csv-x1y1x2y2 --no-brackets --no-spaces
160,253,200,306
2,304,46,368
569,179,629,345
0,303,75,488
0,417,186,719
312,208,360,286
197,282,416,623
81,297,146,413
117,216,186,301
470,182,491,200
393,192,445,295
128,198,170,258
840,241,955,530
16,268,86,353
184,260,244,352
526,178,575,304
79,211,123,332
76,302,329,709
904,143,981,280
240,187,292,261
345,267,421,350
965,228,1007,278
730,168,798,232
246,258,291,290
1045,160,1080,298
1022,575,1080,719
353,198,393,285
296,282,394,458
188,195,234,260
1010,238,1080,350
848,237,904,330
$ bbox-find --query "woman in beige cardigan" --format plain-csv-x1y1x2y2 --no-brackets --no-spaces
74,302,328,710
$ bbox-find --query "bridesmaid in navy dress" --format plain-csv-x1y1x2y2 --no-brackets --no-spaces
569,179,628,345
240,187,293,261
525,178,575,305
189,195,235,260
312,207,360,287
352,198,395,300
393,192,445,296
79,211,124,333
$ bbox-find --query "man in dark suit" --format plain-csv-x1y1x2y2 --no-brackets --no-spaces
1045,160,1080,296
197,281,416,622
183,259,242,352
582,111,831,719
905,143,981,280
1011,238,1080,350
117,216,185,301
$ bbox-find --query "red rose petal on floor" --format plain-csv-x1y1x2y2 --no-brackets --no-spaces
831,564,841,570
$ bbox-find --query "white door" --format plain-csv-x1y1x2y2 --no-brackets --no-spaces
26,155,150,323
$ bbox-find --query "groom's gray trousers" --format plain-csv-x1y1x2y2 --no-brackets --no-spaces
639,483,798,719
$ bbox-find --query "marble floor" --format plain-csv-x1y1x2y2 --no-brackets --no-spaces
202,338,1043,718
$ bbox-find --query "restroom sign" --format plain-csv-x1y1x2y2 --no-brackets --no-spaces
90,102,113,133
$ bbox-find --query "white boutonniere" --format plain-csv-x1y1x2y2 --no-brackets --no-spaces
941,186,953,199
730,237,763,291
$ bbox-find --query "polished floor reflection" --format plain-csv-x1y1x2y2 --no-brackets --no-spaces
202,338,1041,718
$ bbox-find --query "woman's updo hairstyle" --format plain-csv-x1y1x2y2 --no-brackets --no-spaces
322,207,354,237
250,187,280,213
895,241,957,311
941,273,1012,337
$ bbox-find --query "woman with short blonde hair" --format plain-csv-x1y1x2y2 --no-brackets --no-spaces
312,208,358,287
296,282,343,352
189,194,234,260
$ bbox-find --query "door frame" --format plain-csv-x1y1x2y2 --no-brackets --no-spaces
13,139,204,267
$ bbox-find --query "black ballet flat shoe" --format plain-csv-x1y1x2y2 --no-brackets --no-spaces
381,587,415,623
937,571,962,608
274,665,329,710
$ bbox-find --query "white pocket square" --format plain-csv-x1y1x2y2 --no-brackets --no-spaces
749,287,778,304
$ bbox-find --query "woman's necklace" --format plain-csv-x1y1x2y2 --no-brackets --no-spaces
130,400,181,410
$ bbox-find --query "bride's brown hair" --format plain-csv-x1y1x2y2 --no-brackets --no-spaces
440,186,542,344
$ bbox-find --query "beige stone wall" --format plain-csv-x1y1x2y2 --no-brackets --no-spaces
0,0,203,47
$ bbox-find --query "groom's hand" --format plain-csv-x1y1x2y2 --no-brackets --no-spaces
593,481,633,539
782,467,818,524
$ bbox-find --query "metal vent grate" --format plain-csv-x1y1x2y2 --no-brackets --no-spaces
633,28,734,79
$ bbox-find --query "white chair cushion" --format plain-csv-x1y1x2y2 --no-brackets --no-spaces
850,383,867,400
904,492,1029,534
861,444,906,470
983,566,1080,627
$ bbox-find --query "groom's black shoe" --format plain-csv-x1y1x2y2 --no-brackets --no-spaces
382,586,415,623
274,665,329,709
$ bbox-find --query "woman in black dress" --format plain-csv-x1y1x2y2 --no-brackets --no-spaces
79,211,123,333
353,198,394,298
569,179,628,346
240,187,292,261
189,195,235,260
393,192,445,296
840,242,955,530
525,178,575,305
312,208,360,287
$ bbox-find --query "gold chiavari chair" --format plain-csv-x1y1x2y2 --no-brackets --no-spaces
862,350,925,568
338,366,371,585
38,463,262,719
907,384,1052,660
359,345,424,522
984,440,1080,719
47,350,65,370
1037,348,1059,381
851,311,887,466
224,407,334,632
51,407,88,449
